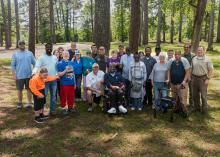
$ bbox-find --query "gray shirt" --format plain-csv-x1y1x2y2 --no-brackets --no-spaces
149,63,168,82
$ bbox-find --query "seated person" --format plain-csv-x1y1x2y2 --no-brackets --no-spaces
104,64,127,114
86,63,105,112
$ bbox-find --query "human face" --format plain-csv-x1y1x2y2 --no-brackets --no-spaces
91,46,97,53
58,48,64,58
45,44,53,55
54,50,59,59
197,47,205,57
40,72,49,80
167,51,174,59
145,48,151,57
109,64,116,73
18,43,25,51
134,54,140,62
159,56,165,64
99,47,105,55
92,66,99,74
119,47,124,55
175,51,181,61
184,45,190,54
75,54,80,60
111,51,117,58
71,43,76,50
63,51,70,60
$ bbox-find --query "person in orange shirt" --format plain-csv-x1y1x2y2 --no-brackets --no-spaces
29,67,58,123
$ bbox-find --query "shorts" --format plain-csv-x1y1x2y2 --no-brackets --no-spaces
16,78,30,90
33,89,46,111
92,94,101,104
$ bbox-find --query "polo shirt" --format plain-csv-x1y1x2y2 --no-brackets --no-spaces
81,56,96,76
192,56,213,76
95,55,109,72
104,72,124,88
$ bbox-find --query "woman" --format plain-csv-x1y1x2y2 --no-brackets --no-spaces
57,47,64,61
149,53,169,110
107,50,120,72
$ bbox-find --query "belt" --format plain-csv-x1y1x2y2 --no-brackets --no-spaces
192,74,207,78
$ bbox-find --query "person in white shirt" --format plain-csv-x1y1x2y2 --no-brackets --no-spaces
86,63,105,112
166,49,174,62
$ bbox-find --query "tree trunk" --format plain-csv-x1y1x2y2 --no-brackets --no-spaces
170,2,175,44
217,0,220,43
139,0,143,46
142,0,148,45
0,0,10,49
120,0,125,42
37,0,43,43
65,2,70,42
7,0,12,47
72,8,75,40
178,10,183,42
90,0,94,42
0,23,3,46
14,0,20,48
28,0,35,55
129,0,140,53
35,0,39,43
204,13,209,42
191,0,207,53
49,0,56,43
94,0,110,54
156,0,162,47
207,2,215,51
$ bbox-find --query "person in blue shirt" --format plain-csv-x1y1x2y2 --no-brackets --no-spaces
11,40,36,109
57,51,76,115
72,50,83,101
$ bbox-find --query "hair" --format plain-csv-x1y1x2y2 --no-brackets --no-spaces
39,67,48,74
71,42,76,47
45,43,52,47
58,47,64,51
91,44,96,49
111,50,118,54
175,50,182,55
118,45,124,48
53,49,58,55
155,46,161,52
134,52,139,56
126,47,130,53
145,47,151,52
139,51,144,55
197,46,205,51
167,49,174,52
159,52,166,58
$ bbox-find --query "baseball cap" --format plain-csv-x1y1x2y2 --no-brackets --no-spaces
92,63,99,68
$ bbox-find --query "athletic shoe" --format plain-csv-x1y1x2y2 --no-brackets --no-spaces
138,108,142,111
49,112,56,117
17,103,23,109
68,108,76,113
107,107,117,114
25,103,33,109
131,107,135,111
88,107,93,112
40,113,49,120
119,105,127,113
34,117,45,124
61,109,68,115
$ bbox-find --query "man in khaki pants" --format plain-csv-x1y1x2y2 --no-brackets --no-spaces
191,46,213,114
168,50,191,117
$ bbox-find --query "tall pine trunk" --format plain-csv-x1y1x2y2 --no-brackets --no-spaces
138,0,143,46
207,1,215,51
129,0,140,53
178,10,183,42
49,0,56,43
1,0,10,49
14,0,20,48
156,0,162,47
37,0,43,43
162,13,166,43
204,13,209,42
65,2,70,42
7,0,12,47
28,0,35,55
90,0,94,42
142,0,148,45
0,23,3,46
35,0,39,43
170,2,175,44
94,0,110,54
217,0,220,43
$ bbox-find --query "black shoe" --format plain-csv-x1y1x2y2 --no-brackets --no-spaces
68,108,76,113
40,113,49,120
17,103,23,109
34,117,45,124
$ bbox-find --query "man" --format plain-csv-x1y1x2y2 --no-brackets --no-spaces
183,44,194,106
166,49,174,62
86,63,105,112
91,44,98,59
120,47,134,105
68,42,77,61
118,45,125,59
95,46,109,73
153,46,161,62
191,46,213,114
104,64,127,114
142,47,157,106
168,50,190,117
33,43,58,115
11,40,36,109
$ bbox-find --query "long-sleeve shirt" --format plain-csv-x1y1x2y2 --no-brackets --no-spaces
149,63,168,82
33,53,58,77
120,54,134,80
29,75,57,97
11,50,36,80
104,72,125,88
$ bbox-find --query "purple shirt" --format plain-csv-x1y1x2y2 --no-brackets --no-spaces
107,57,120,67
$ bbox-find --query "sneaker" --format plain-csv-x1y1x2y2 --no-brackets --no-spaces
88,107,93,112
17,103,23,109
25,103,33,109
138,108,142,111
107,107,117,114
119,105,127,113
131,107,135,111
61,109,68,115
68,108,76,113
40,113,49,120
34,117,45,124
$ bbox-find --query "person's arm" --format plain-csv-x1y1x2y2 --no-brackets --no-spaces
205,60,214,85
45,76,59,82
11,54,17,80
29,77,44,98
31,53,36,67
32,57,42,74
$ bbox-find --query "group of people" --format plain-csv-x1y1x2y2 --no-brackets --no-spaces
11,40,214,123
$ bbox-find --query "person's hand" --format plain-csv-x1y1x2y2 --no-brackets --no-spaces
12,74,16,80
181,80,187,86
165,80,169,84
38,95,44,99
86,69,90,74
74,86,76,90
151,81,154,87
204,79,209,86
121,85,125,90
96,90,102,95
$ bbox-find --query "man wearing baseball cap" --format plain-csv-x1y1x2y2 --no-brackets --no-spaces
86,63,105,112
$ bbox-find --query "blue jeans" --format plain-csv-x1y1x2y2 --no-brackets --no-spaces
153,82,167,110
45,81,57,113
131,98,143,109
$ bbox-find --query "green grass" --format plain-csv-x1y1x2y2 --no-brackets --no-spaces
0,44,220,157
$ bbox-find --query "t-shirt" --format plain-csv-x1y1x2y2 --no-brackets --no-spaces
192,56,213,76
149,63,169,82
68,49,76,61
167,57,191,70
95,55,109,72
120,54,134,80
11,50,36,80
57,60,76,86
81,56,96,76
86,70,105,96
107,57,120,67
72,59,83,75
142,56,157,81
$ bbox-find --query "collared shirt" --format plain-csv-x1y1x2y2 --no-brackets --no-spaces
120,54,134,80
11,50,36,79
192,55,213,76
104,72,124,88
167,57,191,70
86,70,105,96
73,59,83,75
183,52,195,65
33,53,58,77
142,56,157,81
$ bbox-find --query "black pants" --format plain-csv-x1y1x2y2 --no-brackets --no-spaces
75,74,82,99
124,79,131,106
144,81,153,105
33,89,46,111
108,89,123,108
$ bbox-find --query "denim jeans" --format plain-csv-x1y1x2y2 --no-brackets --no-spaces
45,81,57,113
131,98,143,109
75,74,82,99
153,82,167,110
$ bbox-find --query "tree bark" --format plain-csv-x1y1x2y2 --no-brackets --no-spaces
0,23,3,46
139,0,143,46
7,0,12,47
0,0,10,49
49,0,56,43
94,0,110,54
37,0,44,43
204,13,209,42
64,1,70,42
14,0,20,48
142,0,148,45
156,0,162,47
120,0,125,42
207,2,215,51
162,13,166,43
35,0,39,43
90,0,94,42
170,2,175,44
129,0,140,53
217,0,220,43
28,0,35,55
178,10,183,43
191,0,207,53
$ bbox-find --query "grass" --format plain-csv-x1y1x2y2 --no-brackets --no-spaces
0,44,220,157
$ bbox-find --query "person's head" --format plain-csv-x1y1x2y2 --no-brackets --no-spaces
92,63,99,74
98,46,105,56
118,45,125,55
174,50,182,61
155,46,161,56
71,42,76,50
45,43,53,56
86,51,92,58
139,51,145,60
184,44,191,54
58,47,64,58
159,52,166,64
18,40,25,51
53,50,59,59
167,49,174,59
126,47,131,55
63,50,70,60
197,46,205,57
134,52,140,62
111,50,118,58
109,63,116,74
91,44,97,53
39,67,49,80
75,50,81,60
145,47,152,57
